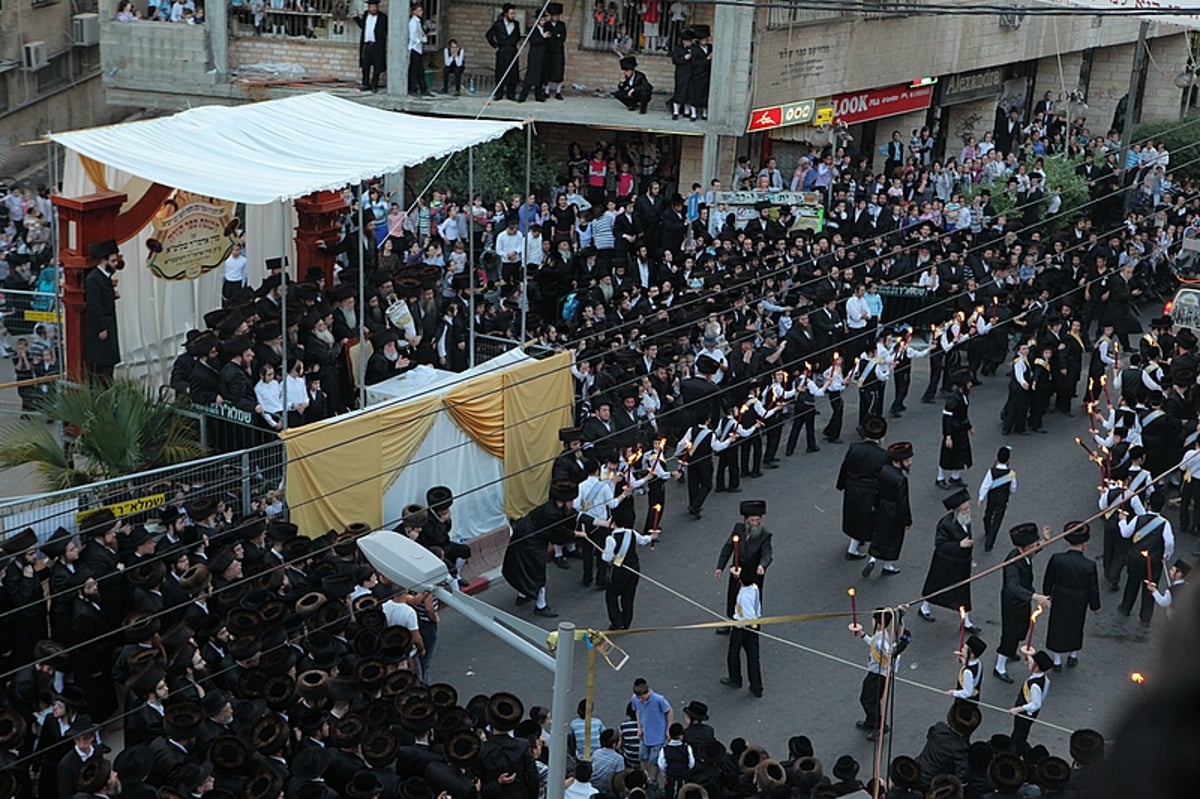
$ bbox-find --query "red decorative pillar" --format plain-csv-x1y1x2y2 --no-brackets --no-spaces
294,190,349,288
52,191,128,382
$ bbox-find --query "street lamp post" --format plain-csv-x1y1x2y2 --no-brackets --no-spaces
357,531,576,799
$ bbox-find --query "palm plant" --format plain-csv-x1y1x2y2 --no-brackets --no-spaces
0,379,204,491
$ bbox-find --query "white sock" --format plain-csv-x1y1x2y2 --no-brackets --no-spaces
937,467,947,481
553,545,564,558
535,586,548,609
672,103,680,114
951,471,962,480
881,561,896,571
995,653,1007,674
848,540,862,555
963,612,975,628
1052,652,1062,666
1069,650,1079,660
921,601,933,616
454,557,467,575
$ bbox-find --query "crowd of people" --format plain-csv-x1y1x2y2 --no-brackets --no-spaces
5,94,1200,799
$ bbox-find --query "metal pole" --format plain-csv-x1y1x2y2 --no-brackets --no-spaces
521,123,531,345
280,201,290,431
547,622,576,799
1120,19,1151,217
469,146,477,368
429,586,557,669
358,186,367,409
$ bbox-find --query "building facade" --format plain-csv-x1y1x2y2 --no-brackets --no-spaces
94,0,1193,190
1,0,126,176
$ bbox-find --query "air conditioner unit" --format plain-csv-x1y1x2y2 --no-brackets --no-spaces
74,13,100,46
22,41,49,71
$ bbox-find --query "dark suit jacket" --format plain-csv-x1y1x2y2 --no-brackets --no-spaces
83,266,119,368
188,359,223,404
355,10,388,50
57,748,88,799
219,361,257,413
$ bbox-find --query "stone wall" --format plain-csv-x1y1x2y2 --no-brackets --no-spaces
229,37,363,84
101,19,217,97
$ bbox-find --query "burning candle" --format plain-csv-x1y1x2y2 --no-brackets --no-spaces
649,503,663,549
1101,373,1112,406
732,534,740,570
1025,605,1044,649
1130,671,1146,699
848,588,858,627
1142,550,1154,584
1088,377,1095,399
958,606,967,650
1074,436,1096,459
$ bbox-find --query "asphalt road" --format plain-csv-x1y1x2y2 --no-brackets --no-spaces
430,348,1173,775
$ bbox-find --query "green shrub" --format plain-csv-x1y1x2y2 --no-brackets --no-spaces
1133,114,1200,183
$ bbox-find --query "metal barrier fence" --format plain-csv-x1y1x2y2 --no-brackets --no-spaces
176,402,281,454
0,441,287,543
472,334,558,364
0,286,65,415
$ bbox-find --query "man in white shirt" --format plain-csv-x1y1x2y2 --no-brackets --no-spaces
356,0,389,93
407,3,432,96
221,243,248,303
575,457,627,588
382,588,426,658
495,217,524,285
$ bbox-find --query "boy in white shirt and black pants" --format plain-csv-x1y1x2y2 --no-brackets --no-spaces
721,568,763,697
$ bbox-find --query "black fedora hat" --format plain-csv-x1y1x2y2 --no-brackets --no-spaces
428,683,458,710
989,752,1026,791
76,756,113,794
361,728,399,767
364,698,396,731
241,768,281,799
889,756,921,790
346,772,384,799
682,701,708,721
164,702,204,740
114,744,155,784
291,746,332,782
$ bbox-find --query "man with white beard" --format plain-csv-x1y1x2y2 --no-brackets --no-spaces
365,329,413,385
330,284,362,342
918,488,981,633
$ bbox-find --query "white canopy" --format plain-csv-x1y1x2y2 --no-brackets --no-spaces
49,93,521,205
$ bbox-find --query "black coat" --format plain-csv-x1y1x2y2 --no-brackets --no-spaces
870,464,911,561
501,501,574,598
940,390,973,470
1042,549,1100,652
544,19,566,82
475,735,539,799
670,44,692,103
219,361,257,413
57,748,88,799
913,721,970,790
686,42,711,108
715,523,773,573
1000,549,1035,650
188,359,223,404
836,441,888,541
83,266,119,368
921,512,974,611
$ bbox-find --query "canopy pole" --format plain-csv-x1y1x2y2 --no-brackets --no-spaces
47,136,63,378
521,122,531,346
280,200,290,432
468,146,476,368
358,185,367,410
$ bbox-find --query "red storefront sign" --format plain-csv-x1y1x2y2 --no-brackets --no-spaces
746,99,816,133
831,83,934,125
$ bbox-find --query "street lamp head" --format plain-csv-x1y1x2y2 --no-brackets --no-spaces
358,530,450,591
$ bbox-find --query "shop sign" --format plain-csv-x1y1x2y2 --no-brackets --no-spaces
746,99,817,133
832,83,934,125
813,106,834,125
76,493,168,525
941,67,1003,106
145,190,240,281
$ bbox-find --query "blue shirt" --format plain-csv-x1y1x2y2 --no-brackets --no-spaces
631,690,671,746
686,193,701,222
569,717,605,758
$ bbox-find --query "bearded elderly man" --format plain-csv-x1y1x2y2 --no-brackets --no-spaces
714,500,773,626
918,487,982,633
365,329,413,385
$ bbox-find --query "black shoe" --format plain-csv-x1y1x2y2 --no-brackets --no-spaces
672,113,679,120
785,449,795,457
750,688,763,698
1052,663,1063,673
719,677,741,687
765,463,779,469
687,506,701,517
714,487,725,493
533,605,559,618
949,477,966,487
921,397,936,404
889,411,902,419
515,594,532,605
918,609,935,622
862,559,876,578
854,720,872,730
936,479,950,489
1107,582,1121,592
714,627,730,635
554,92,564,100
984,546,994,553
845,552,867,561
806,446,821,453
1118,606,1131,617
554,557,571,570
728,488,742,493
1067,655,1079,667
881,566,901,576
966,624,982,634
993,669,1014,683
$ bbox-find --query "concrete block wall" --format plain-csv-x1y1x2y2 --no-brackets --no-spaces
1,78,128,175
229,37,363,82
101,20,215,93
1080,34,1189,129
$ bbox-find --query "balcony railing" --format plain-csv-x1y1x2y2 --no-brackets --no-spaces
579,1,709,55
228,0,357,42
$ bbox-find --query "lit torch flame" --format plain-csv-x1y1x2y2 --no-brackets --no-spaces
1131,671,1145,686
1030,605,1044,624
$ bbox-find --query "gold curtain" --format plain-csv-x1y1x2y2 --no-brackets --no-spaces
376,396,441,493
442,372,506,459
281,413,383,538
502,351,574,517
